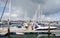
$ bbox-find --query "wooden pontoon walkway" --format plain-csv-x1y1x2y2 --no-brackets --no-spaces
15,30,60,33
0,30,60,33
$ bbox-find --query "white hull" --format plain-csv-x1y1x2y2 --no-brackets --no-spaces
36,26,57,30
33,23,57,30
0,26,26,31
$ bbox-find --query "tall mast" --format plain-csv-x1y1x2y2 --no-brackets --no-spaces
9,0,11,20
32,4,41,22
8,0,11,38
38,4,43,22
24,11,28,21
36,4,41,22
0,0,8,21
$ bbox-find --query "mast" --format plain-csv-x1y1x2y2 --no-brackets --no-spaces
8,0,11,38
38,4,43,22
0,0,8,21
32,4,41,22
24,11,28,21
38,4,41,22
32,10,37,21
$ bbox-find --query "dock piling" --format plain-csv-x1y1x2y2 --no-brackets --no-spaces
8,19,10,38
48,22,50,38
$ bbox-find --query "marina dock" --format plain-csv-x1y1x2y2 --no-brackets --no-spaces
1,30,60,33
0,23,60,33
10,30,60,32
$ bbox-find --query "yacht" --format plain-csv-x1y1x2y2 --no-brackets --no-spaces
33,23,57,30
10,25,26,31
0,25,26,31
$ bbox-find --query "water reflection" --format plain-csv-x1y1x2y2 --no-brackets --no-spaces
0,34,60,38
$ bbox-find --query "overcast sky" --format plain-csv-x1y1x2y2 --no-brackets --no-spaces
0,0,60,21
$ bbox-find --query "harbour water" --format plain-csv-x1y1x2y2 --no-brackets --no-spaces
0,34,60,38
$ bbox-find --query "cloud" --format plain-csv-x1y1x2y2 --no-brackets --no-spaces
11,0,60,15
42,0,60,15
1,12,10,20
0,0,60,21
11,0,60,17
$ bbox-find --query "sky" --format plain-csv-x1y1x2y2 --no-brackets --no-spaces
0,0,60,21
